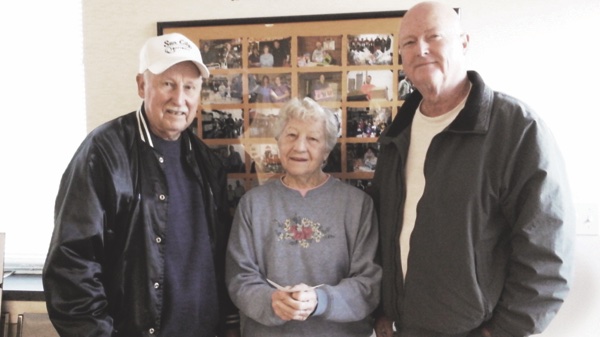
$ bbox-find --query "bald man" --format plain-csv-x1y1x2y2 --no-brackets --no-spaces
371,2,574,337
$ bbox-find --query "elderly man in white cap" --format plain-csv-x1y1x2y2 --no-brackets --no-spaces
43,33,240,337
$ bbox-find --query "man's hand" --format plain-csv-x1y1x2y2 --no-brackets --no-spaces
223,327,240,337
374,315,394,337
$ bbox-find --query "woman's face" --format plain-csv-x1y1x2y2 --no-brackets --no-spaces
277,117,329,180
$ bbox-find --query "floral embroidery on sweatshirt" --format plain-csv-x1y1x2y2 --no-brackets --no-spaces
275,215,333,248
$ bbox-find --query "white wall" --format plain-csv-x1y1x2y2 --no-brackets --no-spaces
0,0,598,335
0,0,86,265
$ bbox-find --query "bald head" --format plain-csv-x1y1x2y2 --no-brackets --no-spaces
400,1,463,41
398,1,469,104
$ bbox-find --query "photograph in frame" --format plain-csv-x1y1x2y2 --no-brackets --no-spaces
210,144,247,174
297,35,342,67
298,72,342,102
227,178,248,212
199,38,242,69
200,108,244,139
247,143,284,175
347,34,394,66
398,69,414,100
347,142,380,173
346,179,374,192
202,73,244,104
248,108,280,138
346,107,392,138
248,73,292,104
248,37,292,68
346,69,394,102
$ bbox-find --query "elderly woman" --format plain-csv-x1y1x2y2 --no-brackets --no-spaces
226,97,381,337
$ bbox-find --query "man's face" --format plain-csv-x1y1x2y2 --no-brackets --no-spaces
137,61,202,140
398,4,468,94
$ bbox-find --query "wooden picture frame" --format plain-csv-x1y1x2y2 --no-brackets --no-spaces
158,10,407,191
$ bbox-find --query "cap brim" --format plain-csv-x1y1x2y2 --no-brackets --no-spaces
147,59,210,79
193,61,210,79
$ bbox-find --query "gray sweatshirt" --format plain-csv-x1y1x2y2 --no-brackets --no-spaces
226,177,381,337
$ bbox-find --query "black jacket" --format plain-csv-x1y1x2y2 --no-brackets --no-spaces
372,71,574,336
43,106,238,337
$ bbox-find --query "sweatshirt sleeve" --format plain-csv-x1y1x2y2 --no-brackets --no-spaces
311,194,382,322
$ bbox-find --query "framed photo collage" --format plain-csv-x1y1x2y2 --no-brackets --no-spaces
158,10,411,204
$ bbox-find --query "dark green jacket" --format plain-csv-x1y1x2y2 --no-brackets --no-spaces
372,71,574,337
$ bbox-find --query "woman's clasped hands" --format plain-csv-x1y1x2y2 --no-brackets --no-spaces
271,283,318,322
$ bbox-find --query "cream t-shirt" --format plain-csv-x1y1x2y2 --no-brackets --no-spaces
400,95,468,279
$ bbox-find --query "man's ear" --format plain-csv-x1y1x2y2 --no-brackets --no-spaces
461,33,470,53
136,73,145,99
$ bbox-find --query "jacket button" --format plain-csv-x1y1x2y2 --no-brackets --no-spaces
154,282,160,289
155,237,162,243
149,328,155,334
159,194,166,201
159,157,164,163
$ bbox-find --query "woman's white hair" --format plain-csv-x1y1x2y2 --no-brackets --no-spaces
273,97,339,152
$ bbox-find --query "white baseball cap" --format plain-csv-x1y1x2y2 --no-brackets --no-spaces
138,33,209,78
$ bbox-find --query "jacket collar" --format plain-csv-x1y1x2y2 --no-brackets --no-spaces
136,104,154,146
381,70,493,145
